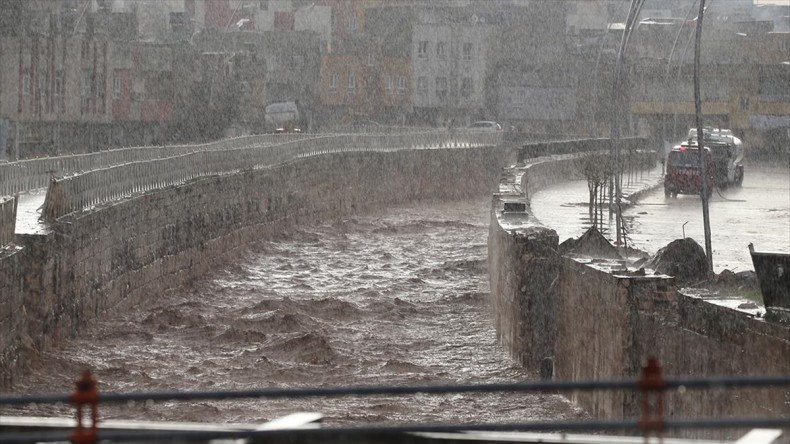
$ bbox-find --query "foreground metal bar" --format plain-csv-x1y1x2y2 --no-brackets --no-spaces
2,375,790,407
0,419,787,444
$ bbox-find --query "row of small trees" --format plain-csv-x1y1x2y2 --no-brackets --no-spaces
573,149,657,242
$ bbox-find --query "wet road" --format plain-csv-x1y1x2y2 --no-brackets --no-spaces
531,163,790,273
4,198,582,426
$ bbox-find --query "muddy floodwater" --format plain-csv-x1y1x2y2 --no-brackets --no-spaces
4,199,582,426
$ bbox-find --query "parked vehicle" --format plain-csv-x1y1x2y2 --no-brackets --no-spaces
274,126,301,133
265,101,302,133
687,127,744,189
665,128,745,198
466,121,502,132
664,143,715,198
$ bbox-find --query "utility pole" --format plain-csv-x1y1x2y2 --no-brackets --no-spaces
660,0,700,175
611,0,644,246
693,0,713,271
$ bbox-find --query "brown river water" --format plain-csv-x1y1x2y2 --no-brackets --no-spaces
3,198,583,426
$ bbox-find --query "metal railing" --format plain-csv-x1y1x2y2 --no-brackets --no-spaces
0,133,318,197
40,132,501,220
0,359,788,444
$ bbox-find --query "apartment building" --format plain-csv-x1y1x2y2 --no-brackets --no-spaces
1,0,786,156
0,0,175,157
316,0,414,127
411,7,492,127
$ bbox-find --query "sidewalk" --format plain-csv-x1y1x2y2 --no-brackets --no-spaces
617,165,665,207
528,165,664,246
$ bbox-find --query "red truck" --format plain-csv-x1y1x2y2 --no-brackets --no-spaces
664,143,714,198
664,128,744,198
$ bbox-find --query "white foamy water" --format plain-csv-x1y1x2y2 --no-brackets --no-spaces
4,199,582,426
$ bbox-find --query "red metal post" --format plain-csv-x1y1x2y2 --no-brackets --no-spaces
69,370,99,444
638,357,665,439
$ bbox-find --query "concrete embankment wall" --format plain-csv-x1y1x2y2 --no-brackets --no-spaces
488,139,790,437
487,153,582,369
0,146,515,387
555,257,790,437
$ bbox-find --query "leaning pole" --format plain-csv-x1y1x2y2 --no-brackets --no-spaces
693,0,714,271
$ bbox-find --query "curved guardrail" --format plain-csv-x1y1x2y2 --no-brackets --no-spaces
40,131,501,221
0,133,320,197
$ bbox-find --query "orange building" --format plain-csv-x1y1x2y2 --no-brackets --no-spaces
321,55,366,109
316,0,413,125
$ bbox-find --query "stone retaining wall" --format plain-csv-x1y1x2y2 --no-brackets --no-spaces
554,256,790,438
0,247,24,387
0,146,515,387
0,197,15,249
488,139,790,438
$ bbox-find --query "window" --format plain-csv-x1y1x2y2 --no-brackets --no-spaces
98,74,105,112
274,11,295,30
37,72,46,97
80,69,92,97
347,14,357,33
418,41,428,58
54,70,64,112
54,71,63,97
397,76,405,95
347,72,356,92
463,43,472,60
112,76,121,99
80,69,91,111
385,76,393,95
436,41,446,59
461,77,472,98
417,76,428,94
22,69,31,95
367,53,374,67
436,76,447,99
329,72,338,92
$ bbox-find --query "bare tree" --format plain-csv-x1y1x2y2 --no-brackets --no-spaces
574,151,612,230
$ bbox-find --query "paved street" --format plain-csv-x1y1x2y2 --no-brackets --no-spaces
530,163,790,274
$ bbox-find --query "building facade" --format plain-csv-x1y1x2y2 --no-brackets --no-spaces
1,0,787,157
411,8,491,127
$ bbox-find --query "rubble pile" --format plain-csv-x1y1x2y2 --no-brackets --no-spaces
644,238,711,285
